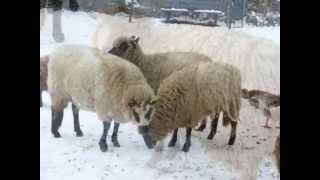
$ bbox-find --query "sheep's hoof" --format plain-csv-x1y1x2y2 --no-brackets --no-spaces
111,137,120,147
53,132,61,138
228,137,236,145
182,143,191,152
168,140,176,147
207,133,214,140
99,141,108,152
75,131,83,137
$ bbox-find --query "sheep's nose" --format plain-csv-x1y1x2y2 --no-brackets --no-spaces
142,133,155,149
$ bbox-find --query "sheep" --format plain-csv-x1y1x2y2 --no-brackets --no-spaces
41,55,84,137
139,61,242,152
48,45,156,152
108,35,225,144
40,55,49,107
241,88,280,128
273,134,280,173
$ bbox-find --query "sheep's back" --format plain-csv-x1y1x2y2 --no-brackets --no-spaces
197,62,241,121
48,45,99,111
143,52,211,92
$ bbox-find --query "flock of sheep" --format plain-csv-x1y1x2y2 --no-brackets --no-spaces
40,16,280,175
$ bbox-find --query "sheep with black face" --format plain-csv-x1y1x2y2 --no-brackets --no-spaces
139,61,242,152
48,45,156,152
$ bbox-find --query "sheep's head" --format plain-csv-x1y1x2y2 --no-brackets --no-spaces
137,97,167,149
127,98,155,127
108,36,141,61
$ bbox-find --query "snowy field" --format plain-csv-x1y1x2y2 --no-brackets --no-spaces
40,10,280,180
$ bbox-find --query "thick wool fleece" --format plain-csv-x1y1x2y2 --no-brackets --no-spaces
48,45,155,122
149,62,242,141
40,55,49,91
112,37,212,93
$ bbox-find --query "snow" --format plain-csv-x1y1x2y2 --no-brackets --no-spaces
41,10,280,180
161,8,189,12
235,26,280,46
193,9,224,14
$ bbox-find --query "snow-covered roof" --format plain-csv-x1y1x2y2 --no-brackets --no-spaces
193,9,224,14
160,8,188,12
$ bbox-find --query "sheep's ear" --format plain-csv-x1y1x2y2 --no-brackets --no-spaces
128,100,137,108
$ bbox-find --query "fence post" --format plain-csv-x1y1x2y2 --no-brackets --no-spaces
226,0,232,29
241,0,247,28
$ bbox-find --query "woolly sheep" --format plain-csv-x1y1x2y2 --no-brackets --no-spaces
242,88,280,128
48,45,156,152
139,61,242,152
108,36,224,143
40,55,49,107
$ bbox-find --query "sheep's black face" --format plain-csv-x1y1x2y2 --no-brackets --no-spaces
138,125,156,149
109,36,140,60
128,99,155,126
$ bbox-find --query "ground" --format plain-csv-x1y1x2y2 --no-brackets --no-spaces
40,10,280,180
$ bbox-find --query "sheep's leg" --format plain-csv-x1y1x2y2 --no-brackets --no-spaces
51,107,64,138
182,128,192,152
195,118,207,131
168,128,178,147
72,103,83,137
208,113,219,140
99,121,111,152
228,120,237,145
40,90,43,107
111,122,120,147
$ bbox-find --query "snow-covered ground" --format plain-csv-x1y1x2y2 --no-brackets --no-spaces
40,10,280,180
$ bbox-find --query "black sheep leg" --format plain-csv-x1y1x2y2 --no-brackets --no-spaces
228,121,237,145
182,128,192,152
168,128,178,147
111,122,120,147
195,118,206,131
208,113,219,140
99,121,111,152
72,103,83,137
51,107,64,138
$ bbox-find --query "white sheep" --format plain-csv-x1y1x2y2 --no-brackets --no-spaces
48,45,156,152
139,61,242,152
108,36,224,143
